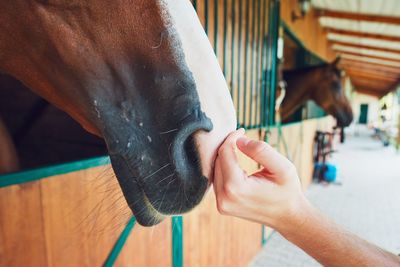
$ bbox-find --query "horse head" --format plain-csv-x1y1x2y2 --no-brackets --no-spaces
0,1,236,226
310,58,353,127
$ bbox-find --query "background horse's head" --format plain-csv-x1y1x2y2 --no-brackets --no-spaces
0,0,236,225
281,58,353,127
310,58,353,127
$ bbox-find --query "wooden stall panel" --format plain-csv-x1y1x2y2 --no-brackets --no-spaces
195,0,270,128
115,220,172,267
183,129,261,267
39,165,128,266
184,193,261,267
0,182,47,267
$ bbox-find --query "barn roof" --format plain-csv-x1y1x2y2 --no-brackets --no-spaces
311,0,400,97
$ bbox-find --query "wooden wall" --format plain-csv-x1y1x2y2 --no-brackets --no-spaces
281,0,336,62
0,134,262,267
0,118,335,266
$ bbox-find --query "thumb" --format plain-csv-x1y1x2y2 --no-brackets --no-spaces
236,136,292,178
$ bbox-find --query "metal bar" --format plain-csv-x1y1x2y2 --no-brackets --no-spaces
236,0,243,127
0,156,110,188
223,0,228,76
230,0,236,97
268,0,280,126
243,0,250,127
193,0,197,10
214,0,219,55
172,216,183,267
103,217,136,267
249,0,256,127
254,0,263,127
261,0,269,127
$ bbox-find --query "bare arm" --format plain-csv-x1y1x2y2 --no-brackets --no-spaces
213,129,400,267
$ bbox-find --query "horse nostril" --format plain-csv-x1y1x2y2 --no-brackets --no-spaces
171,115,213,183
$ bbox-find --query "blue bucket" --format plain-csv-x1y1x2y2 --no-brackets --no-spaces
314,163,337,182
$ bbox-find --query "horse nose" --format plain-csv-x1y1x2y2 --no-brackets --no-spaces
171,110,213,183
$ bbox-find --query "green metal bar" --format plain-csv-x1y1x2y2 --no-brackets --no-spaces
0,156,110,188
243,0,250,127
236,0,243,127
249,0,256,127
265,0,280,126
256,0,263,127
214,0,219,55
223,0,228,77
172,216,183,267
262,225,266,246
230,0,236,96
103,217,136,267
193,0,197,10
269,0,280,126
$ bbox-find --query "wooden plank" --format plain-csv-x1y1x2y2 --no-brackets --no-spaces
40,165,128,266
336,51,400,64
345,70,398,82
326,28,400,43
340,58,400,74
183,130,261,267
331,41,400,55
316,9,400,25
115,220,172,267
351,77,392,88
355,88,385,97
0,182,47,267
281,0,336,62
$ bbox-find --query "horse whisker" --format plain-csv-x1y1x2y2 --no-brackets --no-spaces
159,128,178,135
142,163,171,181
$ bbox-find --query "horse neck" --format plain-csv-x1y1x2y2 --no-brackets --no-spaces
280,68,322,120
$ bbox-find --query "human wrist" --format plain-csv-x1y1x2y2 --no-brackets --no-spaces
273,194,316,237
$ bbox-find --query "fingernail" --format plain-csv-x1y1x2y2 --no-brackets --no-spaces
237,128,245,134
237,136,250,146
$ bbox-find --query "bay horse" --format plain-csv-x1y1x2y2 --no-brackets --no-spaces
280,58,353,127
0,0,236,226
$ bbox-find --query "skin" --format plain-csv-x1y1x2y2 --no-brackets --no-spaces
281,58,353,127
214,129,400,267
0,0,236,226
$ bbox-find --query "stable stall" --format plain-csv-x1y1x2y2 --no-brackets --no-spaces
0,0,349,266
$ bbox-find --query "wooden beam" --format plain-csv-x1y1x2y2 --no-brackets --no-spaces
336,51,400,64
340,58,400,72
355,88,385,98
351,78,398,95
340,60,400,75
331,41,400,55
351,78,391,89
345,70,398,82
326,28,400,43
316,9,400,25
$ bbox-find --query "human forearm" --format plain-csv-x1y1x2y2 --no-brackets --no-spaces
278,199,400,267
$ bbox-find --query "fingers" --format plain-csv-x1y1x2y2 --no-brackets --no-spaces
217,129,246,186
213,154,223,198
236,136,294,181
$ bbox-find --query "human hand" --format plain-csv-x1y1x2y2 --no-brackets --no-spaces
213,129,311,232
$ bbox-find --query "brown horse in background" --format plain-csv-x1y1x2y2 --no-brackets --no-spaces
280,58,353,127
0,0,236,226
